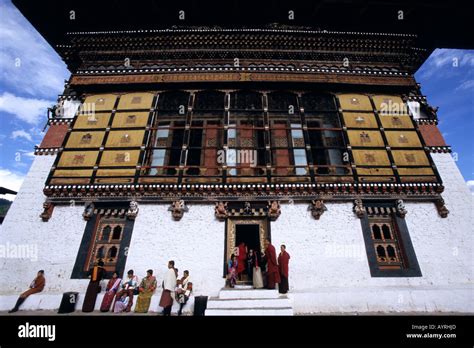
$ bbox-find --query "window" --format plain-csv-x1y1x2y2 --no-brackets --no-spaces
148,91,189,176
88,218,124,271
186,91,225,176
359,201,422,277
228,91,265,176
71,204,136,279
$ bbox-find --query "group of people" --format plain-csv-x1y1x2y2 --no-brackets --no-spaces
227,238,291,294
9,261,192,316
82,260,192,316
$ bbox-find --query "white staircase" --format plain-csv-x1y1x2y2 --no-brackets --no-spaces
205,285,293,316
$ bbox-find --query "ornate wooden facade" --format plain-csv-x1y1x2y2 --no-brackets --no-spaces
30,26,449,218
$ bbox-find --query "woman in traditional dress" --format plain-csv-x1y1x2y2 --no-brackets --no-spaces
227,254,238,288
82,259,106,312
113,292,129,313
159,261,177,316
100,272,121,312
252,250,264,289
175,270,193,316
135,269,157,313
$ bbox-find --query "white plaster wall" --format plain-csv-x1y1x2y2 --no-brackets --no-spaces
271,153,473,313
0,153,471,314
0,155,91,308
124,203,225,312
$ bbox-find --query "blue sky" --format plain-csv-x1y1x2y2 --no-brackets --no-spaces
0,0,472,200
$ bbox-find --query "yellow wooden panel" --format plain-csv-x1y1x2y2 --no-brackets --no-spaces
65,131,105,148
379,114,414,129
398,167,434,175
82,94,117,111
112,112,150,128
357,167,394,176
74,113,111,129
348,130,385,147
337,94,372,111
57,151,99,167
105,130,145,148
359,176,396,183
50,178,91,184
392,150,430,166
94,177,135,184
99,150,141,166
372,95,408,114
352,149,391,166
96,168,137,176
400,176,437,183
53,169,94,177
343,112,378,128
117,92,155,110
385,131,422,148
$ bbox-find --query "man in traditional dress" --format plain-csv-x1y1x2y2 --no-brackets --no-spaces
114,269,139,312
159,260,177,316
135,269,157,313
82,259,107,312
175,270,193,316
100,271,122,312
277,244,291,294
8,270,45,313
263,239,280,289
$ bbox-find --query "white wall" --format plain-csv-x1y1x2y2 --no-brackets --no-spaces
0,153,471,314
0,155,90,300
125,203,225,299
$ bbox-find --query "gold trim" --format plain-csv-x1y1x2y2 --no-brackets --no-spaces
226,218,268,262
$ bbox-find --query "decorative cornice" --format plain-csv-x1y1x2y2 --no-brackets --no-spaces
42,182,445,202
426,146,452,153
65,27,418,38
34,147,60,156
48,118,74,125
415,118,438,125
74,66,411,77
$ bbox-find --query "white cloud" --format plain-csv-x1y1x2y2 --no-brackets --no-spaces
11,129,32,142
0,1,69,98
418,49,474,80
0,168,25,201
455,79,474,91
467,180,474,196
0,92,52,124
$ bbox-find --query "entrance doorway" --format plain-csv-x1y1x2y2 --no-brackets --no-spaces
225,218,269,282
235,224,260,254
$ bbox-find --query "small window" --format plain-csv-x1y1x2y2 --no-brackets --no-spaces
101,225,111,241
359,201,422,277
112,226,122,240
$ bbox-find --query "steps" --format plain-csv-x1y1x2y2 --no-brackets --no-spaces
205,286,293,316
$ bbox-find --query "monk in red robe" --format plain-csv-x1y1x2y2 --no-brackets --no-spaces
237,242,247,280
278,244,290,294
9,270,45,313
264,239,280,289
